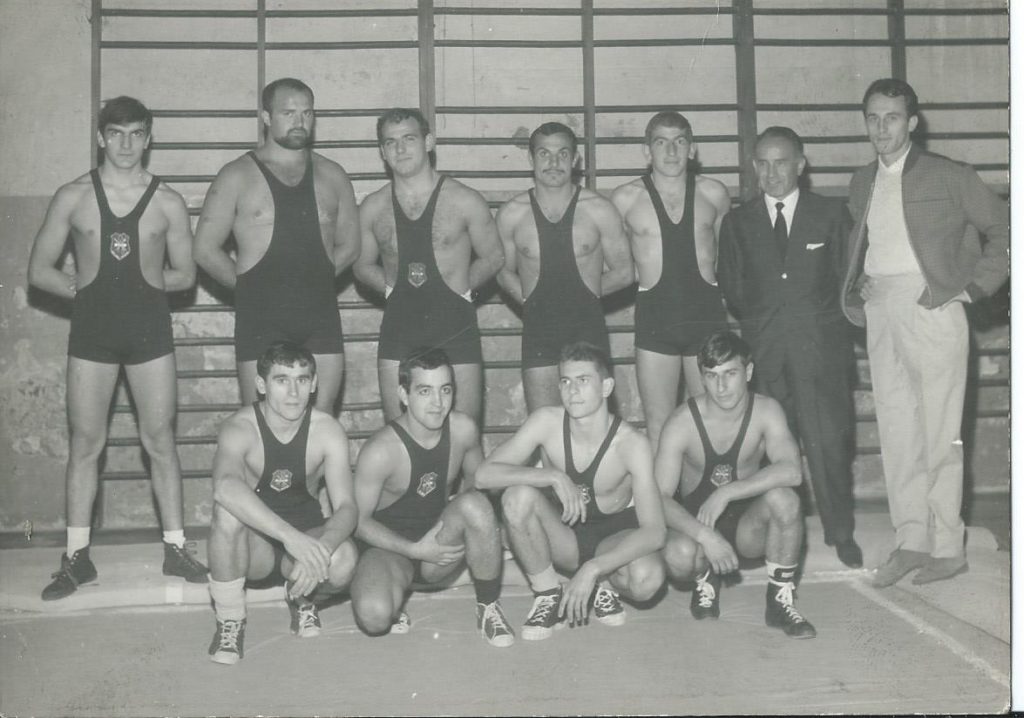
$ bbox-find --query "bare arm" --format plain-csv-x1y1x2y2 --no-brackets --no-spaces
212,419,331,578
464,190,505,290
476,408,586,525
716,212,744,316
192,165,242,289
353,192,388,295
610,183,643,285
452,413,486,493
494,202,526,305
706,180,733,275
160,186,196,292
316,417,358,552
593,197,634,297
27,184,80,299
329,166,361,275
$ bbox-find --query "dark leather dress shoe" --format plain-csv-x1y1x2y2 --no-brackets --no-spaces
835,538,863,568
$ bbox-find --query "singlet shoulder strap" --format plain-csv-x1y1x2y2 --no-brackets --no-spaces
392,174,447,223
389,416,450,456
563,411,622,476
687,397,714,456
528,185,581,228
253,401,311,447
89,170,160,220
641,171,693,228
726,394,756,459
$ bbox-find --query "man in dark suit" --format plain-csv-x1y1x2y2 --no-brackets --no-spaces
718,126,861,568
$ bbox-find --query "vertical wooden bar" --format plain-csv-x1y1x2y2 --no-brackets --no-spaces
91,0,102,160
888,0,907,81
732,0,758,201
418,0,437,131
257,0,266,141
581,0,597,190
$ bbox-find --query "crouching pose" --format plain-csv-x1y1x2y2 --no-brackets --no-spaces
207,342,359,664
477,341,666,640
350,348,514,647
656,331,815,638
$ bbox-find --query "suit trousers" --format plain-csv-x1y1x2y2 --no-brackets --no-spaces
758,339,855,544
864,273,968,558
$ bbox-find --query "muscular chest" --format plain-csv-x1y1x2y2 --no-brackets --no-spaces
237,179,336,228
374,197,467,261
246,442,322,494
514,212,601,262
70,200,168,261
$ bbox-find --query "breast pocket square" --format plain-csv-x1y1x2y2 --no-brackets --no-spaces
806,243,825,250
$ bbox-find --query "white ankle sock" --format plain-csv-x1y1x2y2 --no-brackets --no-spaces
163,530,185,549
209,577,246,621
527,565,560,594
67,527,91,555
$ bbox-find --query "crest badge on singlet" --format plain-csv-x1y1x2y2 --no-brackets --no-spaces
109,232,131,261
408,262,427,287
270,469,293,492
711,464,733,487
577,485,591,504
416,471,438,497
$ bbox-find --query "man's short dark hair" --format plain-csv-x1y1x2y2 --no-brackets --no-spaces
256,341,317,380
398,347,453,391
756,126,804,156
529,122,578,156
644,111,693,144
559,341,613,380
261,78,314,113
698,331,752,370
98,96,153,134
377,108,431,145
862,78,919,119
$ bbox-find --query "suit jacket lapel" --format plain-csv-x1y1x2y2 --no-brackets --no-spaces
755,196,785,265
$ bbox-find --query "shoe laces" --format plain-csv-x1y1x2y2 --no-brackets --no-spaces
527,593,558,624
480,602,511,633
594,587,621,612
217,619,243,650
695,575,717,608
171,542,205,569
296,603,319,630
772,581,806,623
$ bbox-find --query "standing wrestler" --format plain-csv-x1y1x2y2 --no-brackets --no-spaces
477,342,665,640
612,111,732,453
350,348,514,647
718,127,862,568
28,96,208,600
194,77,359,413
656,331,815,638
207,342,358,665
354,108,504,423
495,122,633,411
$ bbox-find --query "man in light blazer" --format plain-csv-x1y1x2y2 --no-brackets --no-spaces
718,126,861,568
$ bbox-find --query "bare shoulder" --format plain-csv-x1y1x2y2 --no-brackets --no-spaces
309,408,349,443
750,393,786,428
52,173,94,208
219,406,259,447
443,176,490,212
610,177,646,204
661,400,697,439
359,183,391,214
358,422,402,469
153,180,189,212
578,187,619,216
527,405,564,432
312,152,353,185
448,411,481,446
695,175,730,202
613,419,652,457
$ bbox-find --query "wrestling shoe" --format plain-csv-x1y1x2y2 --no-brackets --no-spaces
209,618,246,664
690,570,721,620
593,586,626,626
477,601,514,647
287,596,322,638
389,610,411,635
765,581,816,639
162,541,209,583
521,588,564,641
42,547,97,601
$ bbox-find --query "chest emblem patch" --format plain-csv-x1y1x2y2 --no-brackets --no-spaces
270,469,293,492
711,464,734,487
408,262,427,288
577,485,591,504
109,232,131,261
417,471,438,497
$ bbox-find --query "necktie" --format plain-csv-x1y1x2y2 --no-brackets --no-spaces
773,201,788,260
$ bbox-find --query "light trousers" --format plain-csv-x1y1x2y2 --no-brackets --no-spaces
864,273,968,558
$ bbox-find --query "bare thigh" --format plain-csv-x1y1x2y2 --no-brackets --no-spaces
237,360,259,406
522,366,561,413
66,357,121,440
451,362,482,424
124,353,178,436
635,349,682,444
311,352,345,415
733,495,771,560
378,359,401,421
680,355,706,400
529,489,582,573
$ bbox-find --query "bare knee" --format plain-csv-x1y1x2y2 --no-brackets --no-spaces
452,490,497,532
68,424,108,463
765,487,802,526
622,556,665,602
501,485,543,528
211,503,245,540
662,531,703,580
353,592,397,636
